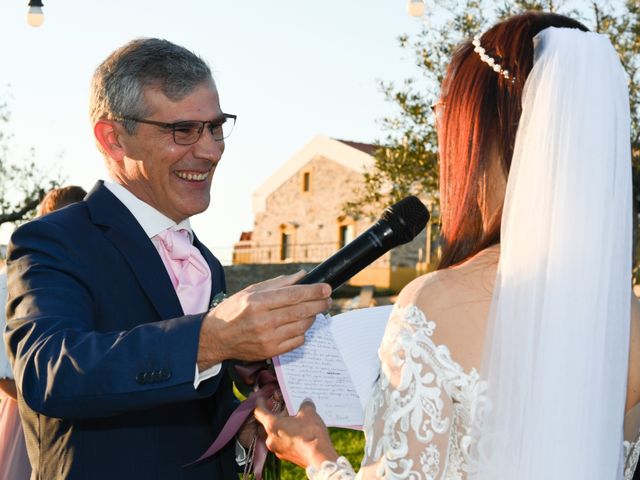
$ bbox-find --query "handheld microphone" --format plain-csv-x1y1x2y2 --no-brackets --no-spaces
297,196,430,290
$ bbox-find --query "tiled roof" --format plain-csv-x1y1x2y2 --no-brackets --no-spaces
335,139,378,156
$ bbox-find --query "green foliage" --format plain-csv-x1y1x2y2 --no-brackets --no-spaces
346,0,640,276
237,429,365,479
344,0,487,221
0,95,61,228
279,428,365,479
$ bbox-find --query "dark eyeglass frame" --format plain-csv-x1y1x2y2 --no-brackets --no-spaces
430,100,445,125
118,113,237,145
430,101,445,114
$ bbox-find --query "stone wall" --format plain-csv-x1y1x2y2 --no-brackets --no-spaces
390,229,427,267
248,156,372,263
223,263,319,294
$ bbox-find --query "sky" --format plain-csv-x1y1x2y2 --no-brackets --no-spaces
0,0,425,264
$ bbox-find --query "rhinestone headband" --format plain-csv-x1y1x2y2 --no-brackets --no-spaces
472,34,514,82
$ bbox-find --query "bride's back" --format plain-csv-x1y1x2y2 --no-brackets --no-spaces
398,246,499,375
400,244,640,434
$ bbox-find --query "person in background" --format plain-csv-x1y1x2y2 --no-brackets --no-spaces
36,185,88,217
0,185,87,480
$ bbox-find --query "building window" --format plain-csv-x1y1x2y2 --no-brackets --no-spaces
339,224,354,249
281,232,293,261
302,172,310,192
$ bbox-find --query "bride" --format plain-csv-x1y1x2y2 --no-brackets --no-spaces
254,11,640,480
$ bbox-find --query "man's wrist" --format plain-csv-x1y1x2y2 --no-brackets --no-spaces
197,307,227,369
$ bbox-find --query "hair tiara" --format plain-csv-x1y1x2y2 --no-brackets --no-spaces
472,34,515,83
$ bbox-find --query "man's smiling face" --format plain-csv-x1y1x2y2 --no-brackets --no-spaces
114,79,225,222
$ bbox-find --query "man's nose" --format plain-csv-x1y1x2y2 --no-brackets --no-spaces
193,128,225,161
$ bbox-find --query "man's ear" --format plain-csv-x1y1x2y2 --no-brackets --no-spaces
94,120,127,162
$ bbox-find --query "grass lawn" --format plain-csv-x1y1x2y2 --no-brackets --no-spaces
239,428,364,479
280,428,364,479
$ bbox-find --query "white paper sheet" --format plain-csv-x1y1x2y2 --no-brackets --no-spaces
273,305,393,429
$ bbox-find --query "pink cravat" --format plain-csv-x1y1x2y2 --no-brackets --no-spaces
154,229,212,315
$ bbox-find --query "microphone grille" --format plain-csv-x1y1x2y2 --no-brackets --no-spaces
380,196,430,244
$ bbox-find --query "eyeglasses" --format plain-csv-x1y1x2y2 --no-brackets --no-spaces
119,113,237,145
430,101,445,121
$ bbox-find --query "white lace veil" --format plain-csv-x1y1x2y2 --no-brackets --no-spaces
470,27,632,479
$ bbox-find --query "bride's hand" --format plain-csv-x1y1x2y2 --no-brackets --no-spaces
254,398,339,469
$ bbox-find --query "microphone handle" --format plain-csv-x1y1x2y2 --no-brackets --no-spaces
297,222,395,290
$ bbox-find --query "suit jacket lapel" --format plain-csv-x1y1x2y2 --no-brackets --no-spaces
192,234,223,303
85,181,184,320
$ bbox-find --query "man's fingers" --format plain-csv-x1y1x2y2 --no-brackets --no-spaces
262,317,310,358
247,270,308,291
273,335,307,357
270,311,316,342
286,270,307,284
201,273,331,363
276,299,331,325
252,283,332,311
261,300,333,357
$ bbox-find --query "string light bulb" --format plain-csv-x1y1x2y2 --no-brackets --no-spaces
407,0,425,17
27,0,44,28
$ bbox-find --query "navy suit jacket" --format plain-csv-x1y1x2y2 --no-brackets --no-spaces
5,181,238,479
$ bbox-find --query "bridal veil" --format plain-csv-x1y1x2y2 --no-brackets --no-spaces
471,27,632,479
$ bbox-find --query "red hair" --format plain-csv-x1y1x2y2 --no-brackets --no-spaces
37,186,87,216
438,12,588,269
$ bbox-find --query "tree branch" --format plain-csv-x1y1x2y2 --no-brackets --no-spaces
0,191,45,226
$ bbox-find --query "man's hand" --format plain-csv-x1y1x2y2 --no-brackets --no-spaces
197,271,331,369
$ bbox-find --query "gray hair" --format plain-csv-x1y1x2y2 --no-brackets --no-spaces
89,38,213,134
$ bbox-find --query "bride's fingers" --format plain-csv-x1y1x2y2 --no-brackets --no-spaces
254,398,276,432
298,398,316,414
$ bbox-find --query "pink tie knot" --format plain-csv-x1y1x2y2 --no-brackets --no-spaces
157,228,192,261
154,228,212,314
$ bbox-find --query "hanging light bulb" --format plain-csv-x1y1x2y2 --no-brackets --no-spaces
27,0,45,28
407,0,425,17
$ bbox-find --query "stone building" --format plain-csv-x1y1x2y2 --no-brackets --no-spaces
232,135,429,291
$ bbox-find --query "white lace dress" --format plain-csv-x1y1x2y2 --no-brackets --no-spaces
305,304,640,480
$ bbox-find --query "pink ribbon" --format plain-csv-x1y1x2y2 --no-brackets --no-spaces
192,361,280,480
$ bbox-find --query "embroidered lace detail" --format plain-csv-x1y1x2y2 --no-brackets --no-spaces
308,303,640,479
358,303,487,479
624,436,640,480
306,456,357,479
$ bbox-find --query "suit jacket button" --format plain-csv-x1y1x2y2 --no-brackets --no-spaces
160,369,171,381
136,373,146,384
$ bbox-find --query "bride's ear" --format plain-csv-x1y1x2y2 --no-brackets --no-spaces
479,151,507,235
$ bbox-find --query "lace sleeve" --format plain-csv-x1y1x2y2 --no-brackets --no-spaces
359,304,478,480
624,434,640,480
306,456,358,479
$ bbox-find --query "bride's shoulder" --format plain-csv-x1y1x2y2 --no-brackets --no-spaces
389,256,494,374
394,268,461,315
386,271,450,333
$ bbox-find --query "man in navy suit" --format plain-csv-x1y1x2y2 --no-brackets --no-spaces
4,38,331,479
